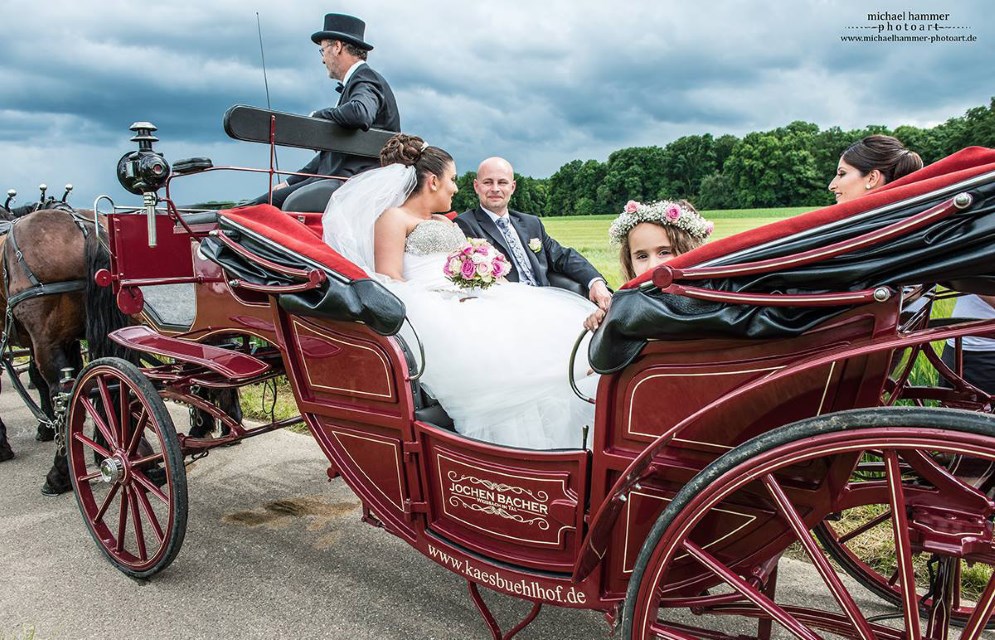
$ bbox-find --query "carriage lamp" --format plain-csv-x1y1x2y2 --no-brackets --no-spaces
116,130,171,195
117,122,171,247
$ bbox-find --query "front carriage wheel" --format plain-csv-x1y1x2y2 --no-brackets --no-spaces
621,407,995,640
67,357,187,578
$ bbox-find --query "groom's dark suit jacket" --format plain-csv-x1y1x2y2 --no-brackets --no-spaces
455,206,603,294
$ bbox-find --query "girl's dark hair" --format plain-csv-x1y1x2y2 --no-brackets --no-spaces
380,133,454,193
842,134,924,184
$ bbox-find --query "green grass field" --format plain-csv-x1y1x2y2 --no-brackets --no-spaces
543,206,814,289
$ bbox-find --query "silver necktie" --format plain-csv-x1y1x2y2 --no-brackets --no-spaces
495,216,537,286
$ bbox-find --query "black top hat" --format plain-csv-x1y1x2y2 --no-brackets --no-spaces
311,13,373,50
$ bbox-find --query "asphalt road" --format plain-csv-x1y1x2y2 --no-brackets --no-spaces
2,369,989,640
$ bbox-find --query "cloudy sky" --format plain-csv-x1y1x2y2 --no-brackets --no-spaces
0,0,991,208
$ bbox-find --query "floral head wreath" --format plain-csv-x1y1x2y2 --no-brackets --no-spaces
608,200,714,245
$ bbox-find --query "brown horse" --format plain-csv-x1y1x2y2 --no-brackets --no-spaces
0,195,63,462
0,206,82,460
0,208,130,491
0,207,242,493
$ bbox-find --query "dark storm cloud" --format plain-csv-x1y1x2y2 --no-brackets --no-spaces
1,0,992,206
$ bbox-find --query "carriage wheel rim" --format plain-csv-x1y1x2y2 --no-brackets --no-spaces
625,414,995,639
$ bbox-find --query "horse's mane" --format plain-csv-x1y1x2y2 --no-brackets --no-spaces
84,228,138,363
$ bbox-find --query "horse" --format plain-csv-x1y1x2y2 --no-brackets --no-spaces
0,183,83,432
0,207,132,493
0,205,243,494
0,192,84,462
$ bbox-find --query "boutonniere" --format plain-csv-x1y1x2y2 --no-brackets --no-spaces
528,238,542,253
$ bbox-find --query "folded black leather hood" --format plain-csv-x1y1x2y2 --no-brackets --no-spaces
199,230,406,336
591,181,995,373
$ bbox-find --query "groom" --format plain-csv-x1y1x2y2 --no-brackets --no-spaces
456,157,612,311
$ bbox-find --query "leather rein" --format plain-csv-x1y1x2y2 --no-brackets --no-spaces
2,205,91,312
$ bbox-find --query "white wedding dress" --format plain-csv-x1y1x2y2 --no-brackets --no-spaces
323,165,598,449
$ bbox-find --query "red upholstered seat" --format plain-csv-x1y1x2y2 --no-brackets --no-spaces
220,204,368,280
622,147,995,289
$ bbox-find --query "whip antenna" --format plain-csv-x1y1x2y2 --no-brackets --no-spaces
256,12,279,172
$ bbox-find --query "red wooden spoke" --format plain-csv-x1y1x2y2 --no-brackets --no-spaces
126,405,148,455
119,383,131,446
681,540,821,640
115,488,130,554
131,469,168,504
127,487,147,562
901,449,989,505
711,605,904,638
131,452,164,468
837,509,891,545
80,470,102,483
73,432,112,460
959,571,995,640
96,376,120,449
81,396,115,450
645,622,702,640
762,474,876,640
953,562,962,611
94,482,122,523
884,449,923,638
134,486,165,544
653,620,744,640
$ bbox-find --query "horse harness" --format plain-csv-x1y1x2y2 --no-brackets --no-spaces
1,205,92,311
1,206,93,357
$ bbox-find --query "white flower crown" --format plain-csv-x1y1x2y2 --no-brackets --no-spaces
608,200,714,245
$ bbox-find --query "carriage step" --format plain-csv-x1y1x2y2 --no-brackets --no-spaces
109,326,271,381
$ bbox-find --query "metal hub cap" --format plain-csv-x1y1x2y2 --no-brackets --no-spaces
99,456,125,483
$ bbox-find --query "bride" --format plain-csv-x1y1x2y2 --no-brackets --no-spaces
322,133,598,449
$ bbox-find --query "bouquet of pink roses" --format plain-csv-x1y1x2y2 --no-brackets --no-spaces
443,238,511,289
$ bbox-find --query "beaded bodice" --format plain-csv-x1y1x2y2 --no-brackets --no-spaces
404,219,466,255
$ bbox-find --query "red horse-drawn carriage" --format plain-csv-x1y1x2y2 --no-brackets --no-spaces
65,111,995,639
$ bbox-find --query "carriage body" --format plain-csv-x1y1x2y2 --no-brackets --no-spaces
68,117,995,638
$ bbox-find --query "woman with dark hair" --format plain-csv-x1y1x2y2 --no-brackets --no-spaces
322,134,598,449
825,136,995,393
828,134,924,203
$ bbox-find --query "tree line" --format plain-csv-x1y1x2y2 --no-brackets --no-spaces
450,97,995,216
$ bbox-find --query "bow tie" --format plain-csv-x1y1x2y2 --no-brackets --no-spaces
335,82,344,94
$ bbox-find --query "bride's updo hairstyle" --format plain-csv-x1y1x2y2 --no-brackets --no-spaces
380,133,454,194
842,135,924,184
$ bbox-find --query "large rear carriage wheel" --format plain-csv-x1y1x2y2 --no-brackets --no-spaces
67,357,187,578
621,408,995,640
